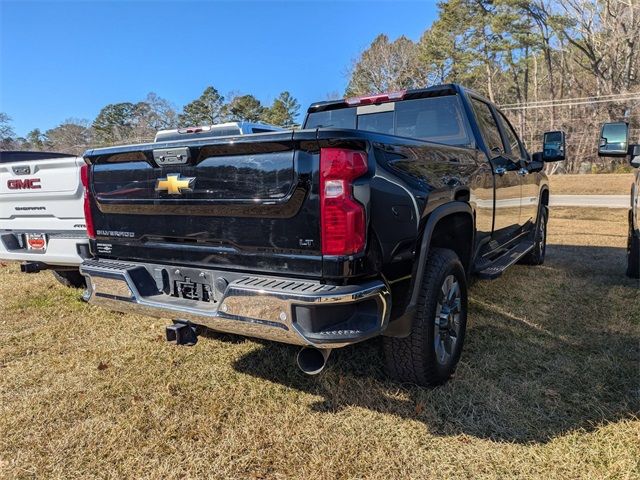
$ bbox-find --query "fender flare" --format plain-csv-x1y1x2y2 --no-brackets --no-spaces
384,201,474,338
537,185,550,226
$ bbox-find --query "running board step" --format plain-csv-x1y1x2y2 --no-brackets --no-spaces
476,240,535,279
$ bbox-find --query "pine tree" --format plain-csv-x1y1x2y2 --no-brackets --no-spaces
262,91,300,127
178,86,225,127
225,95,265,122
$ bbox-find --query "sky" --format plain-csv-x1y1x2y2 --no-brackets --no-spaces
0,0,438,137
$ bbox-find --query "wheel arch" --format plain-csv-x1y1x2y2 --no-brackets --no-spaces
540,185,550,207
537,185,550,226
384,201,474,338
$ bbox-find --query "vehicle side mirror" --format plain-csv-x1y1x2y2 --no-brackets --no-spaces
542,130,565,162
598,122,629,157
528,152,544,172
630,145,640,168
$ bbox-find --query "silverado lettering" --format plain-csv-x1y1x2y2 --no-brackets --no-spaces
79,84,565,386
95,230,135,238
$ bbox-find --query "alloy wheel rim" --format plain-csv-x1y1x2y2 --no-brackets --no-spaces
433,274,462,366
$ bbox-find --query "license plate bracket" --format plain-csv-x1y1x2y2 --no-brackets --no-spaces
166,266,214,303
25,233,47,251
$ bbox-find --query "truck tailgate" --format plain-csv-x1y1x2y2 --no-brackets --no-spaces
85,131,323,277
0,156,85,231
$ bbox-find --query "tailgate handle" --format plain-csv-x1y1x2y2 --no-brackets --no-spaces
12,166,31,175
153,147,191,166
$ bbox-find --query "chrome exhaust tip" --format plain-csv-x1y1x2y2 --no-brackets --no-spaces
296,346,332,375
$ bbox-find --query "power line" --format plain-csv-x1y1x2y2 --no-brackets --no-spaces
501,97,640,111
499,92,640,108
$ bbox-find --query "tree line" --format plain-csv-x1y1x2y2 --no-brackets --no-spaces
2,0,637,172
346,0,639,173
0,88,300,155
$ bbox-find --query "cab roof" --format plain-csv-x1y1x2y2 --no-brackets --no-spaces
307,84,465,114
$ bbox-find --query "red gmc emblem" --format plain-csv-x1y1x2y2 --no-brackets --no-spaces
7,178,41,190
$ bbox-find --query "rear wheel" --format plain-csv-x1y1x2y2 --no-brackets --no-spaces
626,217,640,279
383,248,468,386
520,205,548,265
52,269,86,289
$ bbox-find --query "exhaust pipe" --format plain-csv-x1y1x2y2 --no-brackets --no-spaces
296,346,332,375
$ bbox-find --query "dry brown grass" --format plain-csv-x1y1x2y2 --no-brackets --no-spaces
1,208,639,479
549,173,635,195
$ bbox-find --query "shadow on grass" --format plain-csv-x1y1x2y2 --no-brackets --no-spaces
231,244,640,444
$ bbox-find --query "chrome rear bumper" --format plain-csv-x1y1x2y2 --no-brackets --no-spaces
80,259,391,348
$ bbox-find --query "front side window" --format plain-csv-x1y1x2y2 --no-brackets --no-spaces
497,111,524,159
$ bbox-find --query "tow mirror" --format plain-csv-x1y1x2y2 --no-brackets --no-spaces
598,122,629,157
542,131,565,161
528,152,544,172
631,145,640,168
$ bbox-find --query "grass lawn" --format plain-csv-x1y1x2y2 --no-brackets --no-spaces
548,173,635,195
0,207,638,479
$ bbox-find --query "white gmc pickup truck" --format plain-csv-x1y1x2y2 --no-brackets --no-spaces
0,151,89,287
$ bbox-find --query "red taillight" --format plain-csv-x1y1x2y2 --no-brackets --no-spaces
345,90,406,106
80,164,96,240
320,148,368,256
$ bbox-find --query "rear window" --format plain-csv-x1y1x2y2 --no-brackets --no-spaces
305,108,356,130
304,95,472,147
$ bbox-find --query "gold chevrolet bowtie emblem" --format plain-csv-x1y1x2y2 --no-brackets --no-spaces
155,174,194,195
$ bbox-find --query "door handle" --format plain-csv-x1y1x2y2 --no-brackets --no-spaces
494,166,507,176
517,168,528,176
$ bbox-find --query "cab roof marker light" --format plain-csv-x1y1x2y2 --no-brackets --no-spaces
178,126,212,134
387,90,407,100
345,90,407,106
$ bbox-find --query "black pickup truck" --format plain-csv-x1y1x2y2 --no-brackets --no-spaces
80,84,564,385
597,121,640,279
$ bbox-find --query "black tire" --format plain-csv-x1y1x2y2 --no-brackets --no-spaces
520,205,548,266
383,248,468,386
52,269,86,289
626,217,640,279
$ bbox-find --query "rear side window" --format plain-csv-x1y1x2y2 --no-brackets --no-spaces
471,98,505,154
304,95,472,147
